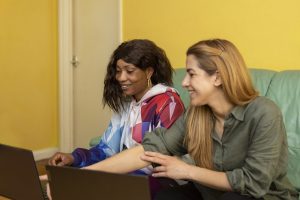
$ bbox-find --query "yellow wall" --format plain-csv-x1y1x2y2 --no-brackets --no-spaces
123,0,300,70
1,1,299,151
0,0,58,150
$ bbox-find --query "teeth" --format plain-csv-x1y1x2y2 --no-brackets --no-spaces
188,91,195,95
121,85,129,89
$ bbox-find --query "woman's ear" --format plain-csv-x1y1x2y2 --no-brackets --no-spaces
214,71,222,86
146,67,154,79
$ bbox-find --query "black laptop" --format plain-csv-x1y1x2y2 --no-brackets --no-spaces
0,143,47,200
46,165,152,200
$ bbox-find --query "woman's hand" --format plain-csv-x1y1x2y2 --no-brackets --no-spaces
39,174,48,181
140,151,192,180
48,152,74,166
46,183,52,200
39,175,52,200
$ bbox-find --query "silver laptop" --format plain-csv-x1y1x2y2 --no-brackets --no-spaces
46,165,152,200
0,143,47,200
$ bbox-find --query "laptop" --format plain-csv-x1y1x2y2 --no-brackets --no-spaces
0,143,47,200
46,165,152,200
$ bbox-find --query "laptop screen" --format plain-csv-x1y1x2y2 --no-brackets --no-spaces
46,165,152,200
0,144,45,200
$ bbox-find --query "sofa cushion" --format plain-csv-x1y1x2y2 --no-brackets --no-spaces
249,68,277,96
264,70,300,191
173,68,190,108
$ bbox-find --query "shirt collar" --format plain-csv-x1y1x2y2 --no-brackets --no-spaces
230,104,247,121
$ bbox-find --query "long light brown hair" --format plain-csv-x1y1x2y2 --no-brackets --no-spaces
184,39,258,169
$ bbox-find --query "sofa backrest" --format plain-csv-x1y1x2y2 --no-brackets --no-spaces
256,69,300,191
173,68,190,107
173,68,300,191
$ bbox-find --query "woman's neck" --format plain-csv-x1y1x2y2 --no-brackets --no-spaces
209,92,234,121
133,89,150,102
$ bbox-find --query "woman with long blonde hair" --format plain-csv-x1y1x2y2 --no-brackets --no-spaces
84,39,298,200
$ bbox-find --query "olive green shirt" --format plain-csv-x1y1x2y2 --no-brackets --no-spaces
142,96,299,200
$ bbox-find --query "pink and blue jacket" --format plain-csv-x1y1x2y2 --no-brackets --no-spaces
71,84,185,174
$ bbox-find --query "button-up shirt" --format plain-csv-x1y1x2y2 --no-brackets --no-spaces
143,96,299,200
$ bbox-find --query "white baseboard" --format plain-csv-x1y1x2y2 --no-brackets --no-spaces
33,147,59,161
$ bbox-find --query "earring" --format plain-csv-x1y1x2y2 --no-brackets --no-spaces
147,78,152,88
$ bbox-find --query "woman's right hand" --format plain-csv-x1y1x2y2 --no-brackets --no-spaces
48,152,74,166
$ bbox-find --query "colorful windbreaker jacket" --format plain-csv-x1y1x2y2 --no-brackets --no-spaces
71,84,185,174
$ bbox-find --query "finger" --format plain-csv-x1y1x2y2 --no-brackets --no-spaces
39,174,48,181
48,157,54,165
46,183,52,200
49,154,60,165
153,166,166,172
49,159,58,166
144,151,169,159
140,154,167,165
57,161,66,166
152,171,167,178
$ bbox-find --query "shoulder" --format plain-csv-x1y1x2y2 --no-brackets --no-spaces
243,96,283,123
153,89,180,100
248,96,281,115
146,86,182,103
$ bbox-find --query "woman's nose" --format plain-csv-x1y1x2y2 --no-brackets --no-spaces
181,74,189,88
116,71,127,81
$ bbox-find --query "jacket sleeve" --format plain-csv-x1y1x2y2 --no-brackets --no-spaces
72,117,123,167
71,144,107,168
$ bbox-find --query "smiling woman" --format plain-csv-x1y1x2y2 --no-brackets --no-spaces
49,39,184,168
81,39,299,200
115,59,153,102
46,39,185,197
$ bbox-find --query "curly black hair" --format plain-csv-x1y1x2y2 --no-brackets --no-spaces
103,39,174,113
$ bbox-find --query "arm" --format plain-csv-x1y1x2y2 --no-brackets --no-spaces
72,117,124,167
71,145,107,167
48,118,122,167
48,142,107,167
84,114,187,173
141,151,232,191
188,166,231,191
83,145,149,173
141,100,286,194
226,114,285,197
224,99,288,198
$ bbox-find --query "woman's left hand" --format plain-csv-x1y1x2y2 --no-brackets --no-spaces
140,151,191,180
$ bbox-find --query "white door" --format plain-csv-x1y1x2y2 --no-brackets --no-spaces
72,0,120,148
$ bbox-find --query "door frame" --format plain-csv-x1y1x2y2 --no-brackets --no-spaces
58,0,74,152
58,0,122,152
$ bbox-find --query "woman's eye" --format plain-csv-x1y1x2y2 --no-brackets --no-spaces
127,70,134,74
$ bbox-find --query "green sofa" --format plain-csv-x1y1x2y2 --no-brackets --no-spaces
173,68,300,196
90,68,300,196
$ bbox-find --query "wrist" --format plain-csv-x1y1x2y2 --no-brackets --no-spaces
186,164,196,181
71,152,80,167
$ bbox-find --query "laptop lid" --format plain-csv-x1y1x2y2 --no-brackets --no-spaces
46,165,151,200
0,144,45,200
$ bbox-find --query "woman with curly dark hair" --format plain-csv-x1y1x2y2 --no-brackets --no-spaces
48,39,184,176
